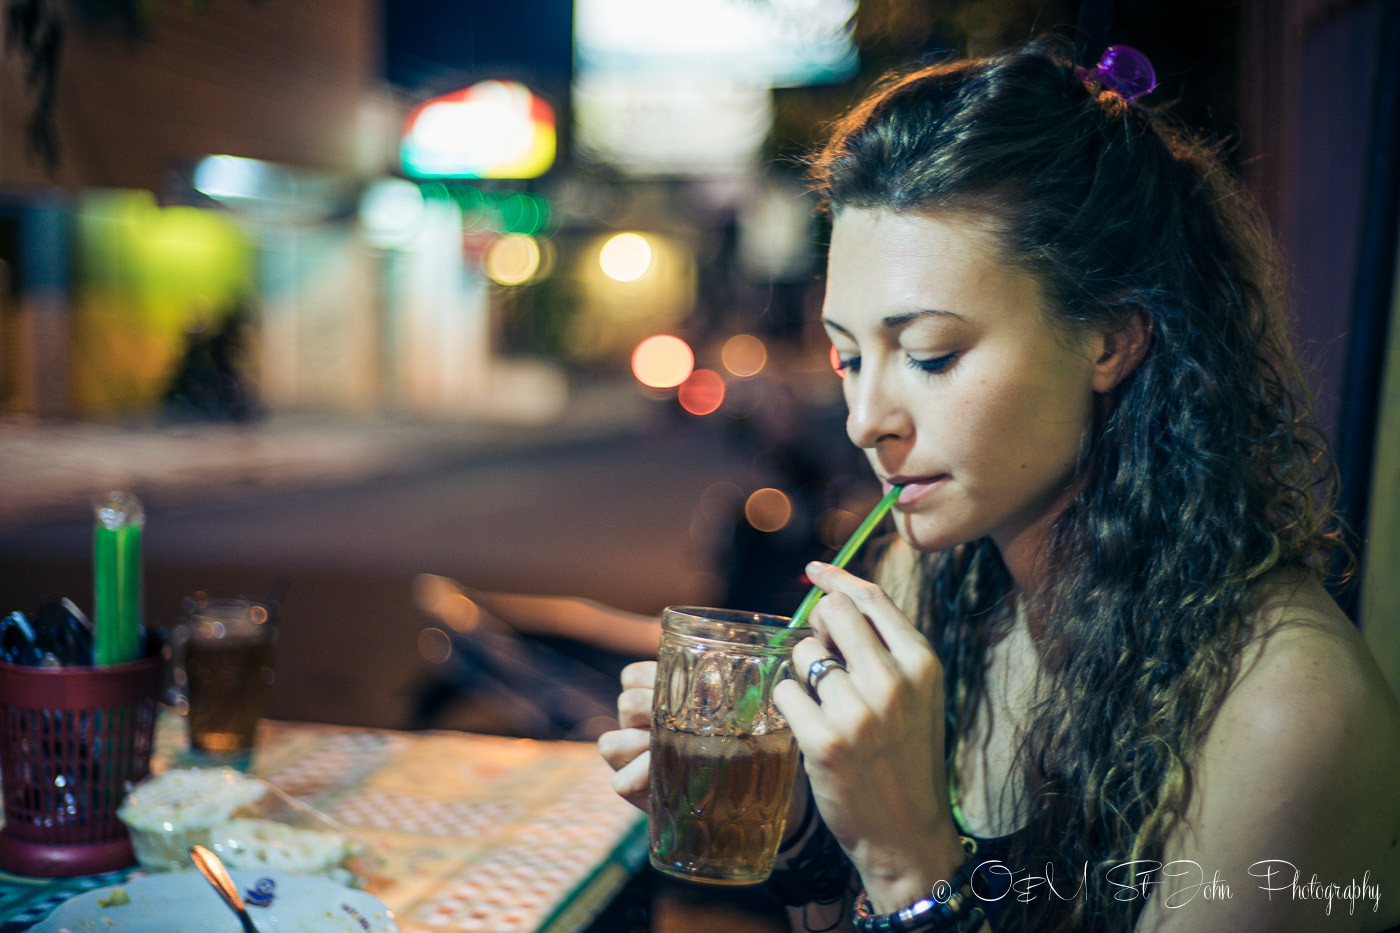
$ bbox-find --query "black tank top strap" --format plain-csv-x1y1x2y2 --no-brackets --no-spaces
950,787,1021,921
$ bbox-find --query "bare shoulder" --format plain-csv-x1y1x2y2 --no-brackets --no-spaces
1221,571,1400,820
1231,571,1400,735
1142,571,1400,930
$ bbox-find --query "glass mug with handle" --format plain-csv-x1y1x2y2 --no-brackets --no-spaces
647,606,808,885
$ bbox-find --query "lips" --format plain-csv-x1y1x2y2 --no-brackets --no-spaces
882,475,948,505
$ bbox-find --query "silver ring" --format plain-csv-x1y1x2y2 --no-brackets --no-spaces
806,656,846,694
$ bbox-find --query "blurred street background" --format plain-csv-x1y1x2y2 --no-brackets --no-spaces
2,0,1398,738
0,378,866,731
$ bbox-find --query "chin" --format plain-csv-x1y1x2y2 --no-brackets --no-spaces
895,514,981,555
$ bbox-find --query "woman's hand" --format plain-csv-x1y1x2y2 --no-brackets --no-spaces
773,561,966,913
597,660,656,811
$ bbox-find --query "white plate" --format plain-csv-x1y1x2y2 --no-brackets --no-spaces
32,869,396,932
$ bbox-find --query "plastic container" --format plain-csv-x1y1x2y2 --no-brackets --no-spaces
117,768,376,888
0,654,162,876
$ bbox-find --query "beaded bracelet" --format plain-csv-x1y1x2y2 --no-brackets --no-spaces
850,841,985,933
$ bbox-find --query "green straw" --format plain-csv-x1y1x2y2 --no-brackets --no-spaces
93,491,145,666
788,484,903,629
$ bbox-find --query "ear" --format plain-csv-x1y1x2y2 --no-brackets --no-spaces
1091,311,1151,394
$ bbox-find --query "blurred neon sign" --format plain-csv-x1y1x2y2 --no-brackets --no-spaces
417,183,555,238
401,81,556,179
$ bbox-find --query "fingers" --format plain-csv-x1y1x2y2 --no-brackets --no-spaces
785,564,942,722
617,684,654,729
774,638,851,742
621,660,657,689
772,677,839,757
617,661,656,729
598,727,651,811
598,726,649,772
611,749,651,811
602,663,660,812
806,562,929,664
791,638,845,691
790,636,862,713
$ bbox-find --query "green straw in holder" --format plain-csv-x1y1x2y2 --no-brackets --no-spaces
93,491,145,666
787,484,903,629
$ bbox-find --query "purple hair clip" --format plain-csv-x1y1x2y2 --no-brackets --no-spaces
1078,45,1157,102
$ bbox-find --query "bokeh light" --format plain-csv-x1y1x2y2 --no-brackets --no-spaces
498,192,543,237
193,154,268,200
678,368,725,415
830,344,845,378
441,185,554,238
745,487,792,533
721,333,767,377
401,80,556,179
359,178,425,249
485,235,542,285
631,334,694,388
411,573,481,633
600,232,653,281
417,627,453,664
70,190,253,413
818,507,860,550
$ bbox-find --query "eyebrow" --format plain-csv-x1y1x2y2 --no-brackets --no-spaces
822,308,966,337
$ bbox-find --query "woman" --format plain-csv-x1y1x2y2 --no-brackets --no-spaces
599,37,1400,932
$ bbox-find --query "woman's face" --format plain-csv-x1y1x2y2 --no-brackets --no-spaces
823,209,1102,565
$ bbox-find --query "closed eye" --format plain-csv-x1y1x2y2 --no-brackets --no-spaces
908,352,957,375
833,352,955,377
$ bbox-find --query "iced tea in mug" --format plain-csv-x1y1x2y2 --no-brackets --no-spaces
173,599,275,756
647,607,807,884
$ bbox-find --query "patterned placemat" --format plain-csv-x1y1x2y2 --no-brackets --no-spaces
264,727,646,933
0,711,645,933
0,869,141,930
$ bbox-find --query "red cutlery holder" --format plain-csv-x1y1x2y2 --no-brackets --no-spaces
0,655,162,876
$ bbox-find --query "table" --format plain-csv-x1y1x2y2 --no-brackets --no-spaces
0,711,648,932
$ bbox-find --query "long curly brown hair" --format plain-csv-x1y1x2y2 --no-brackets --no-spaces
808,37,1343,932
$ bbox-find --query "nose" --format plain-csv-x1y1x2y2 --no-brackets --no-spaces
844,368,912,450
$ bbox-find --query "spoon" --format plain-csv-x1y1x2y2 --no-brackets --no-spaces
189,845,260,933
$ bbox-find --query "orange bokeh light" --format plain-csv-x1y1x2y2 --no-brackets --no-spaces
829,344,845,378
721,334,767,377
632,334,695,388
745,488,792,533
678,369,725,415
